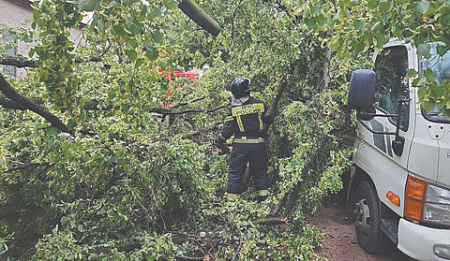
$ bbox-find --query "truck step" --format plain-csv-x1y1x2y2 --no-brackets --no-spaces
381,219,398,245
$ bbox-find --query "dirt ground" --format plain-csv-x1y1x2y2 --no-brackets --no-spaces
307,195,411,261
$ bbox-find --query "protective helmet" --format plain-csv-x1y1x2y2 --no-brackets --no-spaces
230,77,251,98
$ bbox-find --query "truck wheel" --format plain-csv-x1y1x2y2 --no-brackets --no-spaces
354,181,391,254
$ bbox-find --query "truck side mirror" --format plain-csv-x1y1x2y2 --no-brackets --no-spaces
348,69,409,157
348,70,376,121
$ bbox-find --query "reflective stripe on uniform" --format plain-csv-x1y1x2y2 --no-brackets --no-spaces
233,137,265,144
264,110,271,118
236,116,244,132
257,190,269,197
231,103,264,116
225,116,234,122
227,193,240,200
258,112,263,130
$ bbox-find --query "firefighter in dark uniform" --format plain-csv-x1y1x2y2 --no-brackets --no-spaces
215,77,274,202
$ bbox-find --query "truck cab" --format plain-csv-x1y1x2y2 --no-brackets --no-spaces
346,40,450,260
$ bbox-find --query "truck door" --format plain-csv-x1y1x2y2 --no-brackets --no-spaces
354,44,415,214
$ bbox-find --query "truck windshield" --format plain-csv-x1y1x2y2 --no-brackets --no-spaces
421,42,450,123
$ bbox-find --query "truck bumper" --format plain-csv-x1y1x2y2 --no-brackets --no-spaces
398,218,450,261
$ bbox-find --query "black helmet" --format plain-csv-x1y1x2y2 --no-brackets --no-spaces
230,77,251,98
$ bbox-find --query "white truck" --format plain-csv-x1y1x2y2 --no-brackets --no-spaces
346,40,450,261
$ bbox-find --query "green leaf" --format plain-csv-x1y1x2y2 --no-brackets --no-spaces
152,30,163,43
305,17,316,29
61,216,69,226
48,127,58,135
149,8,161,21
96,18,105,33
374,33,387,48
145,43,158,60
424,100,435,112
407,69,418,78
125,49,137,61
417,1,430,14
135,58,144,68
437,46,447,56
418,87,427,99
113,26,126,36
163,0,178,10
78,0,100,11
368,0,378,9
353,20,364,30
417,43,430,57
316,14,326,27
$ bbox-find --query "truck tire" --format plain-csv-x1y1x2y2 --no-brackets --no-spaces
354,181,392,254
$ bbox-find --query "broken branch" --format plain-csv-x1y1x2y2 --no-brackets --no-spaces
0,73,71,133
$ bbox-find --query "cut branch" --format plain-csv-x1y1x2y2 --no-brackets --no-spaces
0,55,38,68
178,0,221,36
0,73,71,133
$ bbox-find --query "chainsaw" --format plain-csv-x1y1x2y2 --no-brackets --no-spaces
210,138,228,156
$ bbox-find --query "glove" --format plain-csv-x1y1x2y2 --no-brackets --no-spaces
215,135,226,148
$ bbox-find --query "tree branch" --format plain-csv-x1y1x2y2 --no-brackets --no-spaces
0,96,111,111
0,73,71,133
282,136,330,218
150,104,227,116
270,79,288,116
169,96,205,109
180,120,222,139
0,55,38,68
5,162,50,173
0,54,106,68
1,205,37,261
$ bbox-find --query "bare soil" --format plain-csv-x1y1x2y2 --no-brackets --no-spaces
307,195,411,261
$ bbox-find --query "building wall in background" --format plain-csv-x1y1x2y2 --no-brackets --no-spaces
0,0,86,79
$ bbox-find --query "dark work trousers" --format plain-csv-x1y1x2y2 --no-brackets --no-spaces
227,142,269,195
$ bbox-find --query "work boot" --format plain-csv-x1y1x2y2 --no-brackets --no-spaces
257,190,269,202
226,193,240,201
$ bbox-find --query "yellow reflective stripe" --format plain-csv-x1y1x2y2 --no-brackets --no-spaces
227,193,240,200
257,190,269,197
258,112,263,130
233,137,265,144
231,103,264,116
236,115,244,132
264,110,270,117
225,116,234,122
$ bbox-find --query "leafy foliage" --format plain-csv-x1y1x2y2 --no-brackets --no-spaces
1,0,448,260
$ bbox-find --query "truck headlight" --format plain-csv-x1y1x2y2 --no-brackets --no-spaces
423,184,450,227
405,176,450,228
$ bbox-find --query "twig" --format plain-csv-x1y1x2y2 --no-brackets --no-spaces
193,239,215,261
231,240,243,261
170,96,205,109
175,256,205,261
